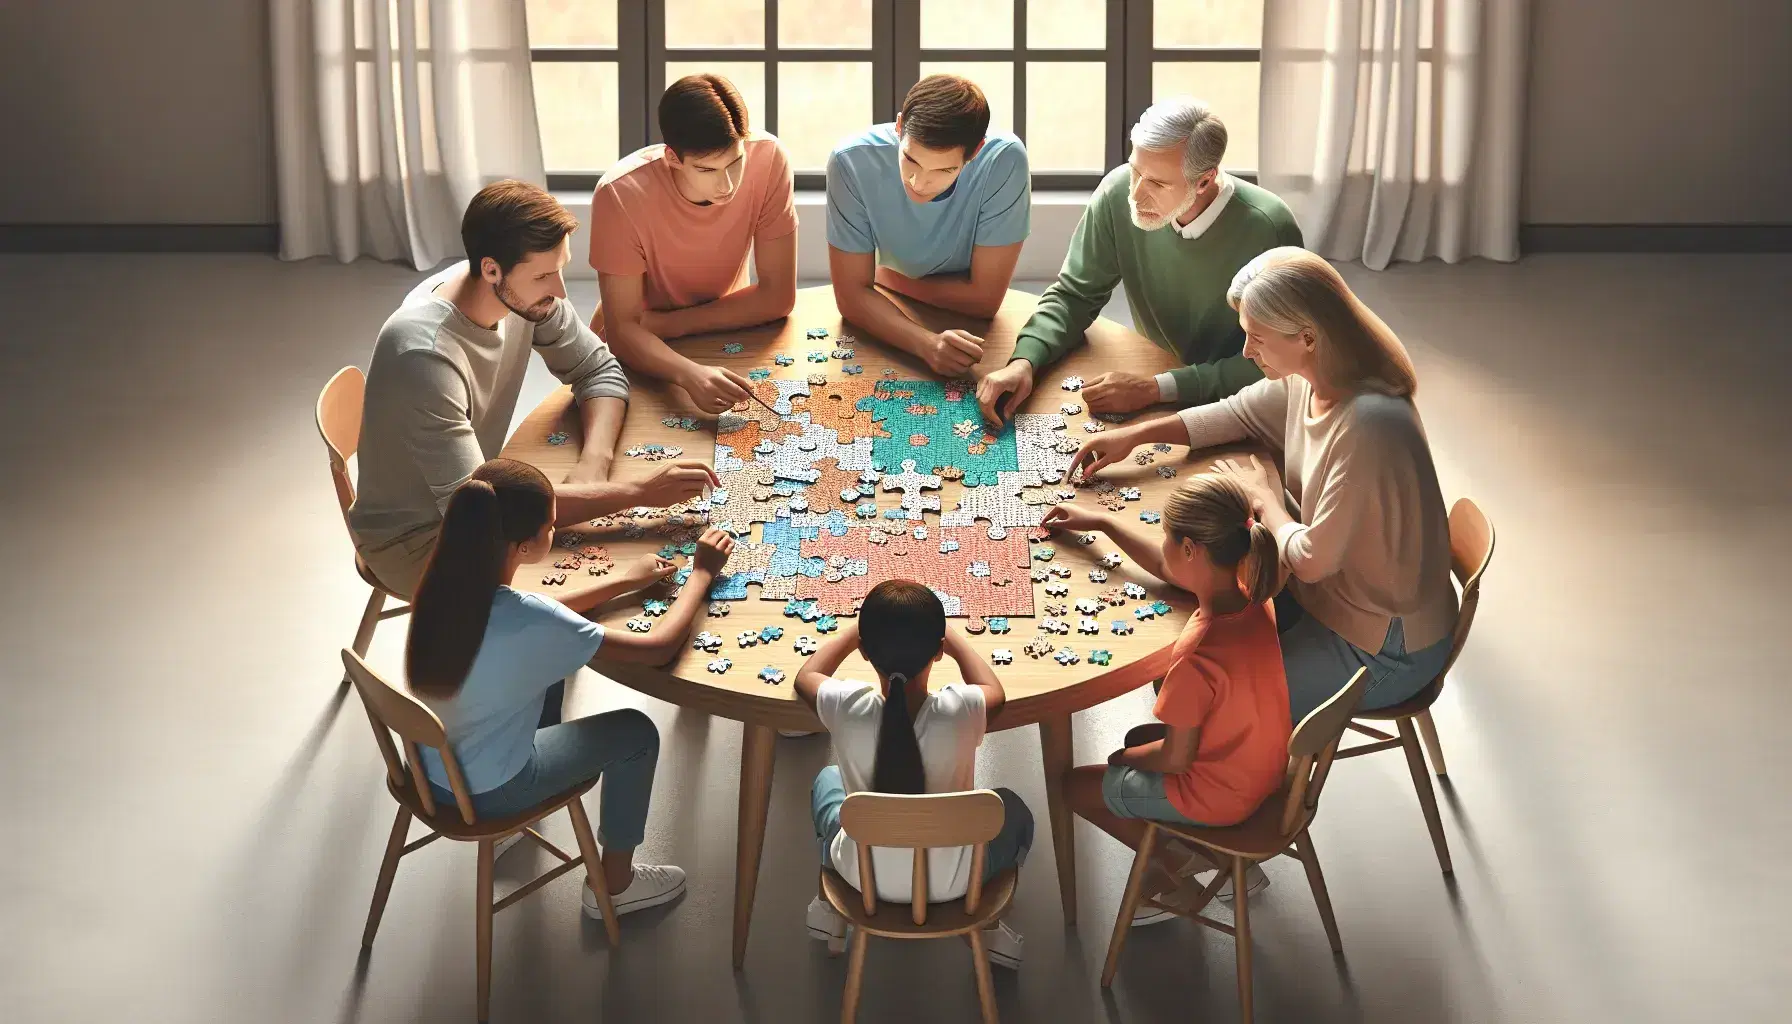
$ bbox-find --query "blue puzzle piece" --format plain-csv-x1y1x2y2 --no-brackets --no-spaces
761,515,826,579
749,367,772,381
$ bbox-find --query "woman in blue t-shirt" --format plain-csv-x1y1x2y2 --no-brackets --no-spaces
406,458,734,919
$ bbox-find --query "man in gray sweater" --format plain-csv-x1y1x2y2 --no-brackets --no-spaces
350,180,717,598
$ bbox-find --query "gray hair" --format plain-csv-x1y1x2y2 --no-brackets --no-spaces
1130,97,1227,184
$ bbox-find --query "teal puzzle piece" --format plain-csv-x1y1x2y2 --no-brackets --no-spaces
859,380,1018,487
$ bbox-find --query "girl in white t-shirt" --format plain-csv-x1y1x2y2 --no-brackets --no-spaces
792,580,1033,968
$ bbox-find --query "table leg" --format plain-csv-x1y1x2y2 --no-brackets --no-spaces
732,721,777,969
1038,714,1078,925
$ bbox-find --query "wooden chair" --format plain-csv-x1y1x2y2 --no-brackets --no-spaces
821,790,1018,1024
342,649,621,1022
1333,498,1495,874
316,366,410,675
1101,668,1369,1023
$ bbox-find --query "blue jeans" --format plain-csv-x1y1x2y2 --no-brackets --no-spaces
1275,592,1453,724
810,765,1034,885
430,706,658,849
1100,765,1209,826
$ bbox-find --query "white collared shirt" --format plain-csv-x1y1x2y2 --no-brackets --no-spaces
1155,172,1237,401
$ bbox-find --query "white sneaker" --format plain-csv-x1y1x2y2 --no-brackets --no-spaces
979,921,1025,969
582,863,687,919
807,895,848,952
1216,863,1270,902
492,832,525,860
1131,903,1178,927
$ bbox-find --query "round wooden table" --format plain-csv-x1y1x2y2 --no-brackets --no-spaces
503,286,1256,968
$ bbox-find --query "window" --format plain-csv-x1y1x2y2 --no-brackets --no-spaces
529,1,1263,192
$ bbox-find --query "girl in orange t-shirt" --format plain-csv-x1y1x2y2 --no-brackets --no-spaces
1047,473,1291,915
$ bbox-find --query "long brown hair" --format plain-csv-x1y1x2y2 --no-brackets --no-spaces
406,459,554,699
1162,474,1281,604
1228,246,1418,399
858,580,947,795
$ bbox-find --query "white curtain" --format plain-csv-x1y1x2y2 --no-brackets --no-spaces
1258,0,1530,268
270,0,546,270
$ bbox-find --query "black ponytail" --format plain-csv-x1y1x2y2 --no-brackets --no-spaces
860,580,946,795
406,459,554,698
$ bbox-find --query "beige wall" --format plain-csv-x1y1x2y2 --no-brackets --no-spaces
1524,0,1792,224
0,0,275,224
2,1,1786,229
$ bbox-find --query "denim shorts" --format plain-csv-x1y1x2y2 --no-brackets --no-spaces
1100,765,1207,826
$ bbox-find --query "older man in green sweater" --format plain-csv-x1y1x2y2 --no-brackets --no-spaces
977,97,1302,424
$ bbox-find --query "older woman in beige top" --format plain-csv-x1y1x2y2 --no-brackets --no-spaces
1068,247,1457,721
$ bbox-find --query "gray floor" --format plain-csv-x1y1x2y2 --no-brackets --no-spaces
3,254,1789,1024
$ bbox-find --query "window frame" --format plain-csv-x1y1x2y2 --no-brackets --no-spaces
536,0,1261,193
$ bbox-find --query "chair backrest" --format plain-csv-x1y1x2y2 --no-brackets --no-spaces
1436,498,1496,680
341,649,479,826
838,789,1006,926
1276,668,1369,835
316,366,366,518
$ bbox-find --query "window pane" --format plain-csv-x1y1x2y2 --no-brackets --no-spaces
664,62,767,135
524,0,617,47
780,0,872,48
1154,0,1263,48
1026,62,1104,171
1151,62,1260,170
1027,0,1105,49
666,0,763,48
533,62,621,172
778,62,873,171
920,0,1012,49
918,61,1013,137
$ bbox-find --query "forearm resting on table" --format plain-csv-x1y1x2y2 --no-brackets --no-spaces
649,284,795,340
875,267,1002,320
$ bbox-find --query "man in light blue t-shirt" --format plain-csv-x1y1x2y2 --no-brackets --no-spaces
826,74,1031,377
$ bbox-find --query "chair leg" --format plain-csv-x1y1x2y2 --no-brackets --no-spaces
362,806,412,949
351,589,386,657
1398,717,1454,874
840,927,869,1024
1294,829,1343,953
1232,857,1253,1024
475,840,494,1023
566,797,620,945
1416,710,1449,777
967,928,1001,1024
1101,822,1159,987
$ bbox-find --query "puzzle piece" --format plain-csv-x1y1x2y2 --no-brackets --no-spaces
1139,510,1161,524
1060,376,1084,391
939,471,1047,531
758,666,786,685
708,601,732,617
737,630,760,647
547,431,570,445
1075,598,1104,615
794,636,819,655
1024,638,1056,658
992,649,1014,665
1078,617,1101,634
642,599,669,616
863,380,1019,487
758,625,785,643
693,631,724,652
1123,582,1148,599
723,342,744,354
708,657,733,674
1089,649,1112,666
1055,648,1080,666
879,458,943,520
987,617,1011,634
1101,552,1125,568
1044,581,1069,597
1111,620,1134,635
626,617,652,633
1088,568,1108,583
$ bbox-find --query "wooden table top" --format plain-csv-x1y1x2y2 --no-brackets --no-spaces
503,286,1264,731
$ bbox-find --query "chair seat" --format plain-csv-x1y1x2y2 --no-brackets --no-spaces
354,552,386,591
387,775,597,841
1154,788,1307,860
1353,674,1445,721
822,868,1017,939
